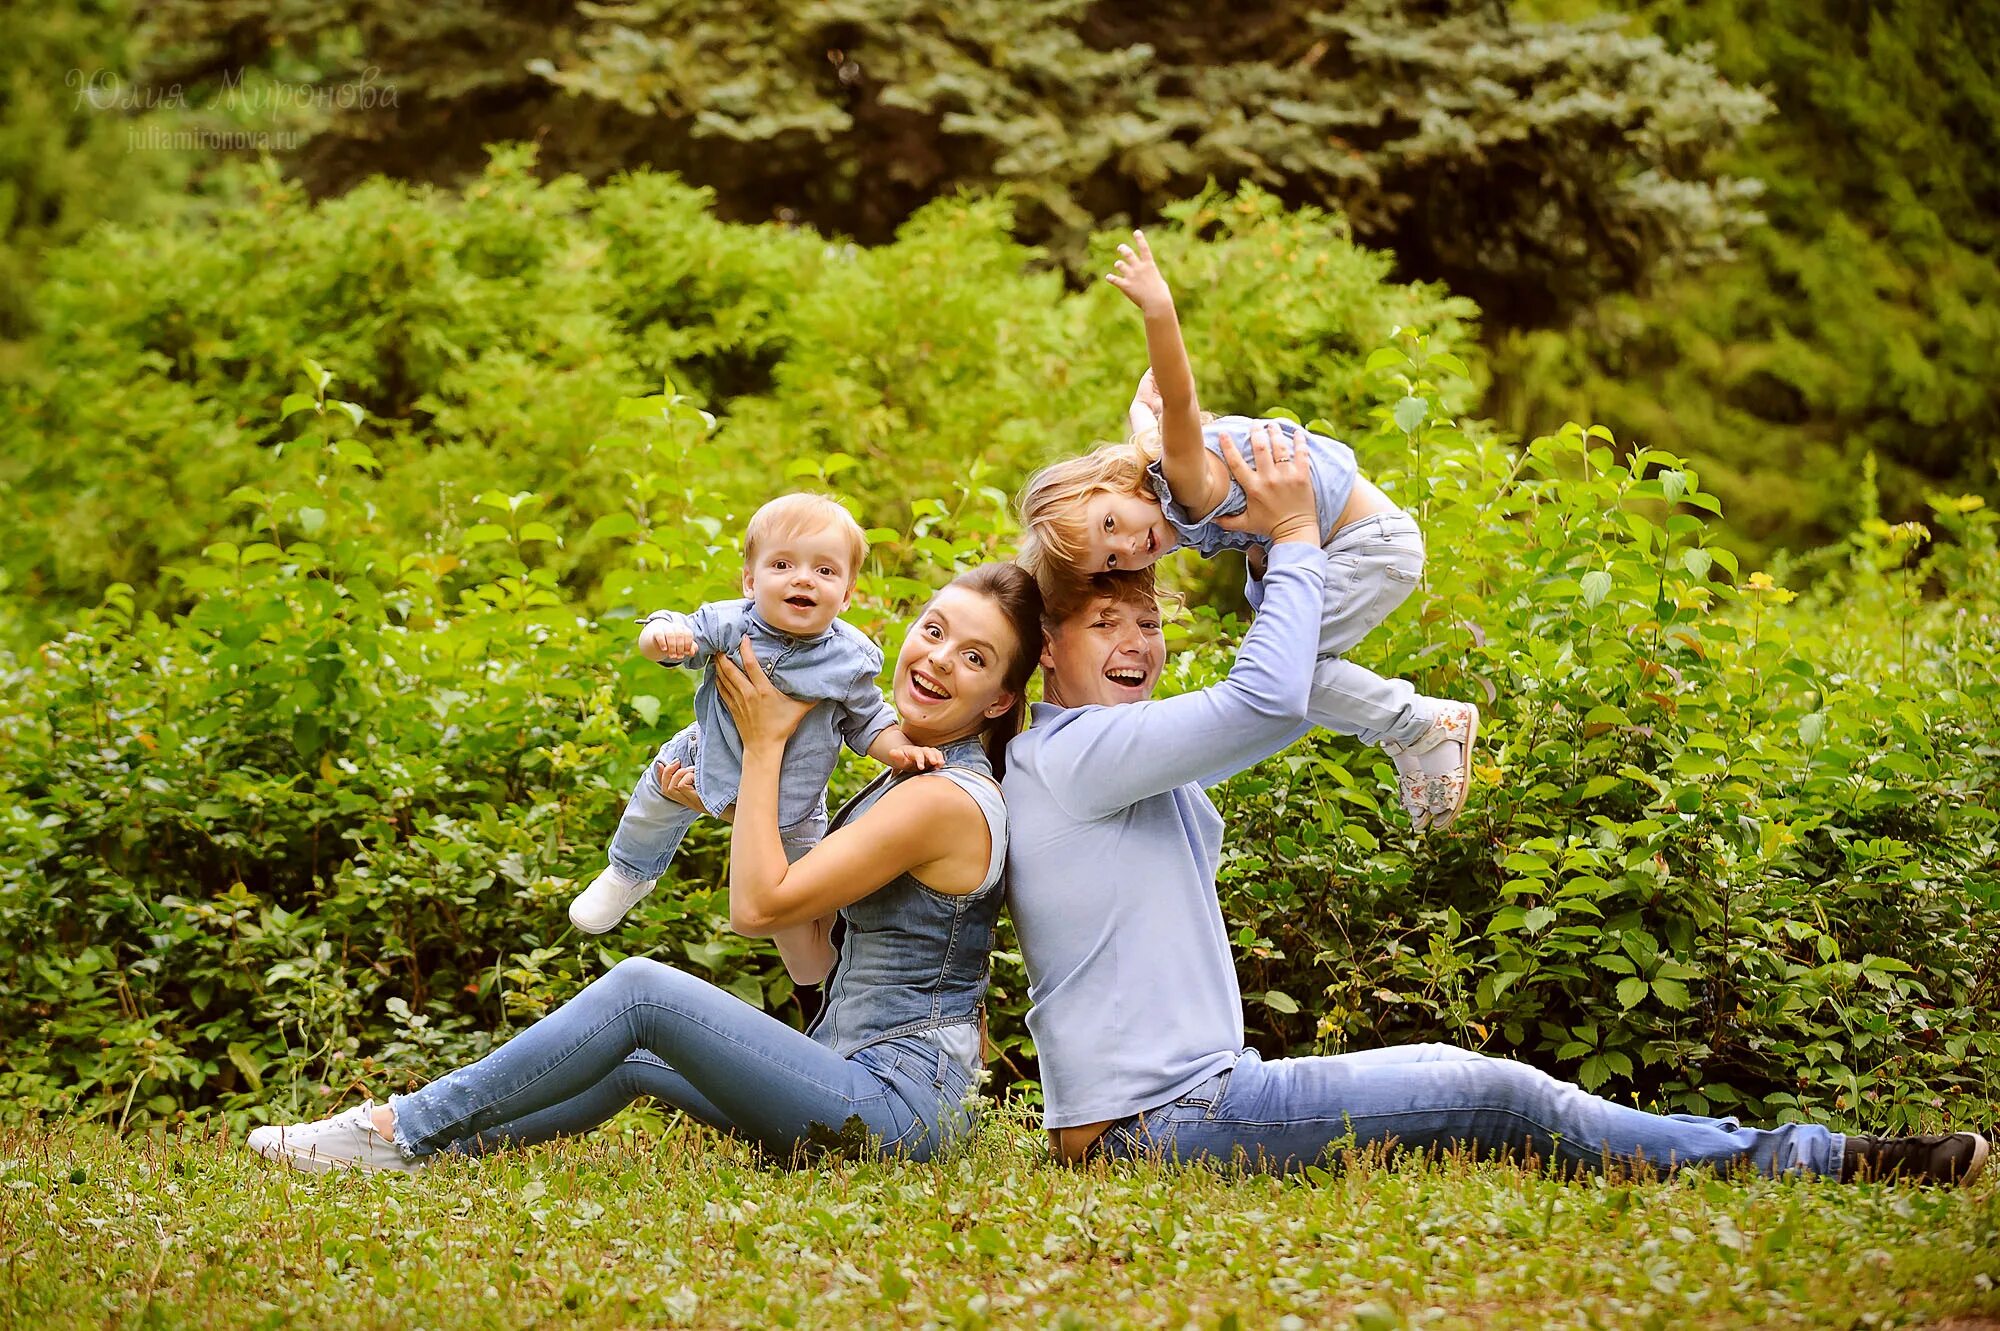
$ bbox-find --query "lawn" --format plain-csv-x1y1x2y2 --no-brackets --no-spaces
3,1107,1995,1330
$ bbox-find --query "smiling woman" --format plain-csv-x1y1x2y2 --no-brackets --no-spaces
248,563,1045,1174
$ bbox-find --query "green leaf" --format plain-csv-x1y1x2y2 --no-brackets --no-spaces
587,512,640,540
1798,712,1827,747
1579,570,1612,608
1653,978,1692,1009
631,695,662,727
1681,548,1713,579
517,521,561,545
463,524,510,546
1392,395,1428,434
1365,346,1409,373
1659,469,1687,505
330,399,366,427
280,392,317,418
1523,906,1557,934
1616,977,1649,1010
1259,989,1300,1015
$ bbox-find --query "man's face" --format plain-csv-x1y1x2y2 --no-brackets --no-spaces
1041,593,1166,708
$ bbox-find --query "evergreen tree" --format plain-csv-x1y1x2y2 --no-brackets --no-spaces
128,0,1766,325
1492,0,2000,554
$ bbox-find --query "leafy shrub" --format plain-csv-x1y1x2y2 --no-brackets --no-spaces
1,179,1992,1138
0,153,1470,644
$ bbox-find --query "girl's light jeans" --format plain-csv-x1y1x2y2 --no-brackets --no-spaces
1305,510,1432,747
1091,1045,1843,1179
388,958,976,1162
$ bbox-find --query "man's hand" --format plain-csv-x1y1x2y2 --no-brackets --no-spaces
885,744,947,775
639,616,696,663
1213,422,1319,546
1106,230,1175,320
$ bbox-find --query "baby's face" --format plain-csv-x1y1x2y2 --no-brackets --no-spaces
1082,491,1179,572
742,524,856,636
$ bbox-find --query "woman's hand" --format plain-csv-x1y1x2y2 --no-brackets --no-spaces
652,760,715,816
1214,421,1319,546
712,636,816,748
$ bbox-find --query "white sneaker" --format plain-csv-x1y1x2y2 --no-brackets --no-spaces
247,1102,421,1174
1381,701,1480,832
569,863,658,934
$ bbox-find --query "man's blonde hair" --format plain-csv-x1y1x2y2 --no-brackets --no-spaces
1016,434,1162,578
743,493,868,581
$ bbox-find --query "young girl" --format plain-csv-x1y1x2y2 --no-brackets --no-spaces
1017,231,1477,831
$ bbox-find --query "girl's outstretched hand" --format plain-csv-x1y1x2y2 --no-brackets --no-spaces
713,636,816,748
1106,230,1174,318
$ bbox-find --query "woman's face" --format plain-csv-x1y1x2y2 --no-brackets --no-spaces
891,586,1020,742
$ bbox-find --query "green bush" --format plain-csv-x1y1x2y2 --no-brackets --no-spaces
1,175,1992,1138
0,151,1472,643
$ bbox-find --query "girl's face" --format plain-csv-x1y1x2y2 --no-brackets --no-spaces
890,586,1020,744
1081,491,1179,572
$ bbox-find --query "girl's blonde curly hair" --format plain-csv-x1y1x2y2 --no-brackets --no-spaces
1016,430,1165,578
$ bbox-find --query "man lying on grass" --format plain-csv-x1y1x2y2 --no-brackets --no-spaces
1003,426,1988,1186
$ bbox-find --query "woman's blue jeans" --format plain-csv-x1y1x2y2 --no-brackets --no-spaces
1093,1045,1844,1178
388,958,976,1163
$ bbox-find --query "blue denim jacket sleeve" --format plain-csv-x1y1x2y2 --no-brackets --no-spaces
830,622,896,756
680,600,751,670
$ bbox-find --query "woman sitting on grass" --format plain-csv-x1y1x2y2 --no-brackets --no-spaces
249,564,1043,1172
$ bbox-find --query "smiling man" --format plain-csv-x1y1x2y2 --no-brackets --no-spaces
1002,442,1988,1186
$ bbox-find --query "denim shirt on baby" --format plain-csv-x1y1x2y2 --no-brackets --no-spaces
1144,415,1359,557
647,598,897,826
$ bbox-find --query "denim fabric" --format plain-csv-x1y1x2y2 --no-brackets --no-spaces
389,958,976,1162
390,739,1005,1163
1299,511,1432,748
1090,1045,1844,1179
648,598,897,824
808,737,1007,1058
605,722,827,883
1144,416,1360,558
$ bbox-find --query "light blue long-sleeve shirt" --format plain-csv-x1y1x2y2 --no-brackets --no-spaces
648,599,898,825
1003,543,1327,1127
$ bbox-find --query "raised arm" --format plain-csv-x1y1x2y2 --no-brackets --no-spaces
639,602,739,669
1107,230,1226,517
1036,426,1324,819
712,640,990,935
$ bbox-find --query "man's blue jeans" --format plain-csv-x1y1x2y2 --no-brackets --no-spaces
1092,1045,1844,1178
389,958,976,1162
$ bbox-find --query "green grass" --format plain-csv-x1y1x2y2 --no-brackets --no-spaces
3,1106,1996,1330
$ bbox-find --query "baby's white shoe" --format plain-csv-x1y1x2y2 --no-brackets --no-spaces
569,864,658,934
1381,702,1479,832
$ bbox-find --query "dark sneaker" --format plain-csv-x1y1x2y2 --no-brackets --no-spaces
1840,1131,1990,1185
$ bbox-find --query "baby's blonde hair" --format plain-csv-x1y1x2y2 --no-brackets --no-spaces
1016,433,1162,577
743,493,868,582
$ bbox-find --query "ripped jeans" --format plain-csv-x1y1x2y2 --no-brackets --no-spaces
389,958,977,1163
